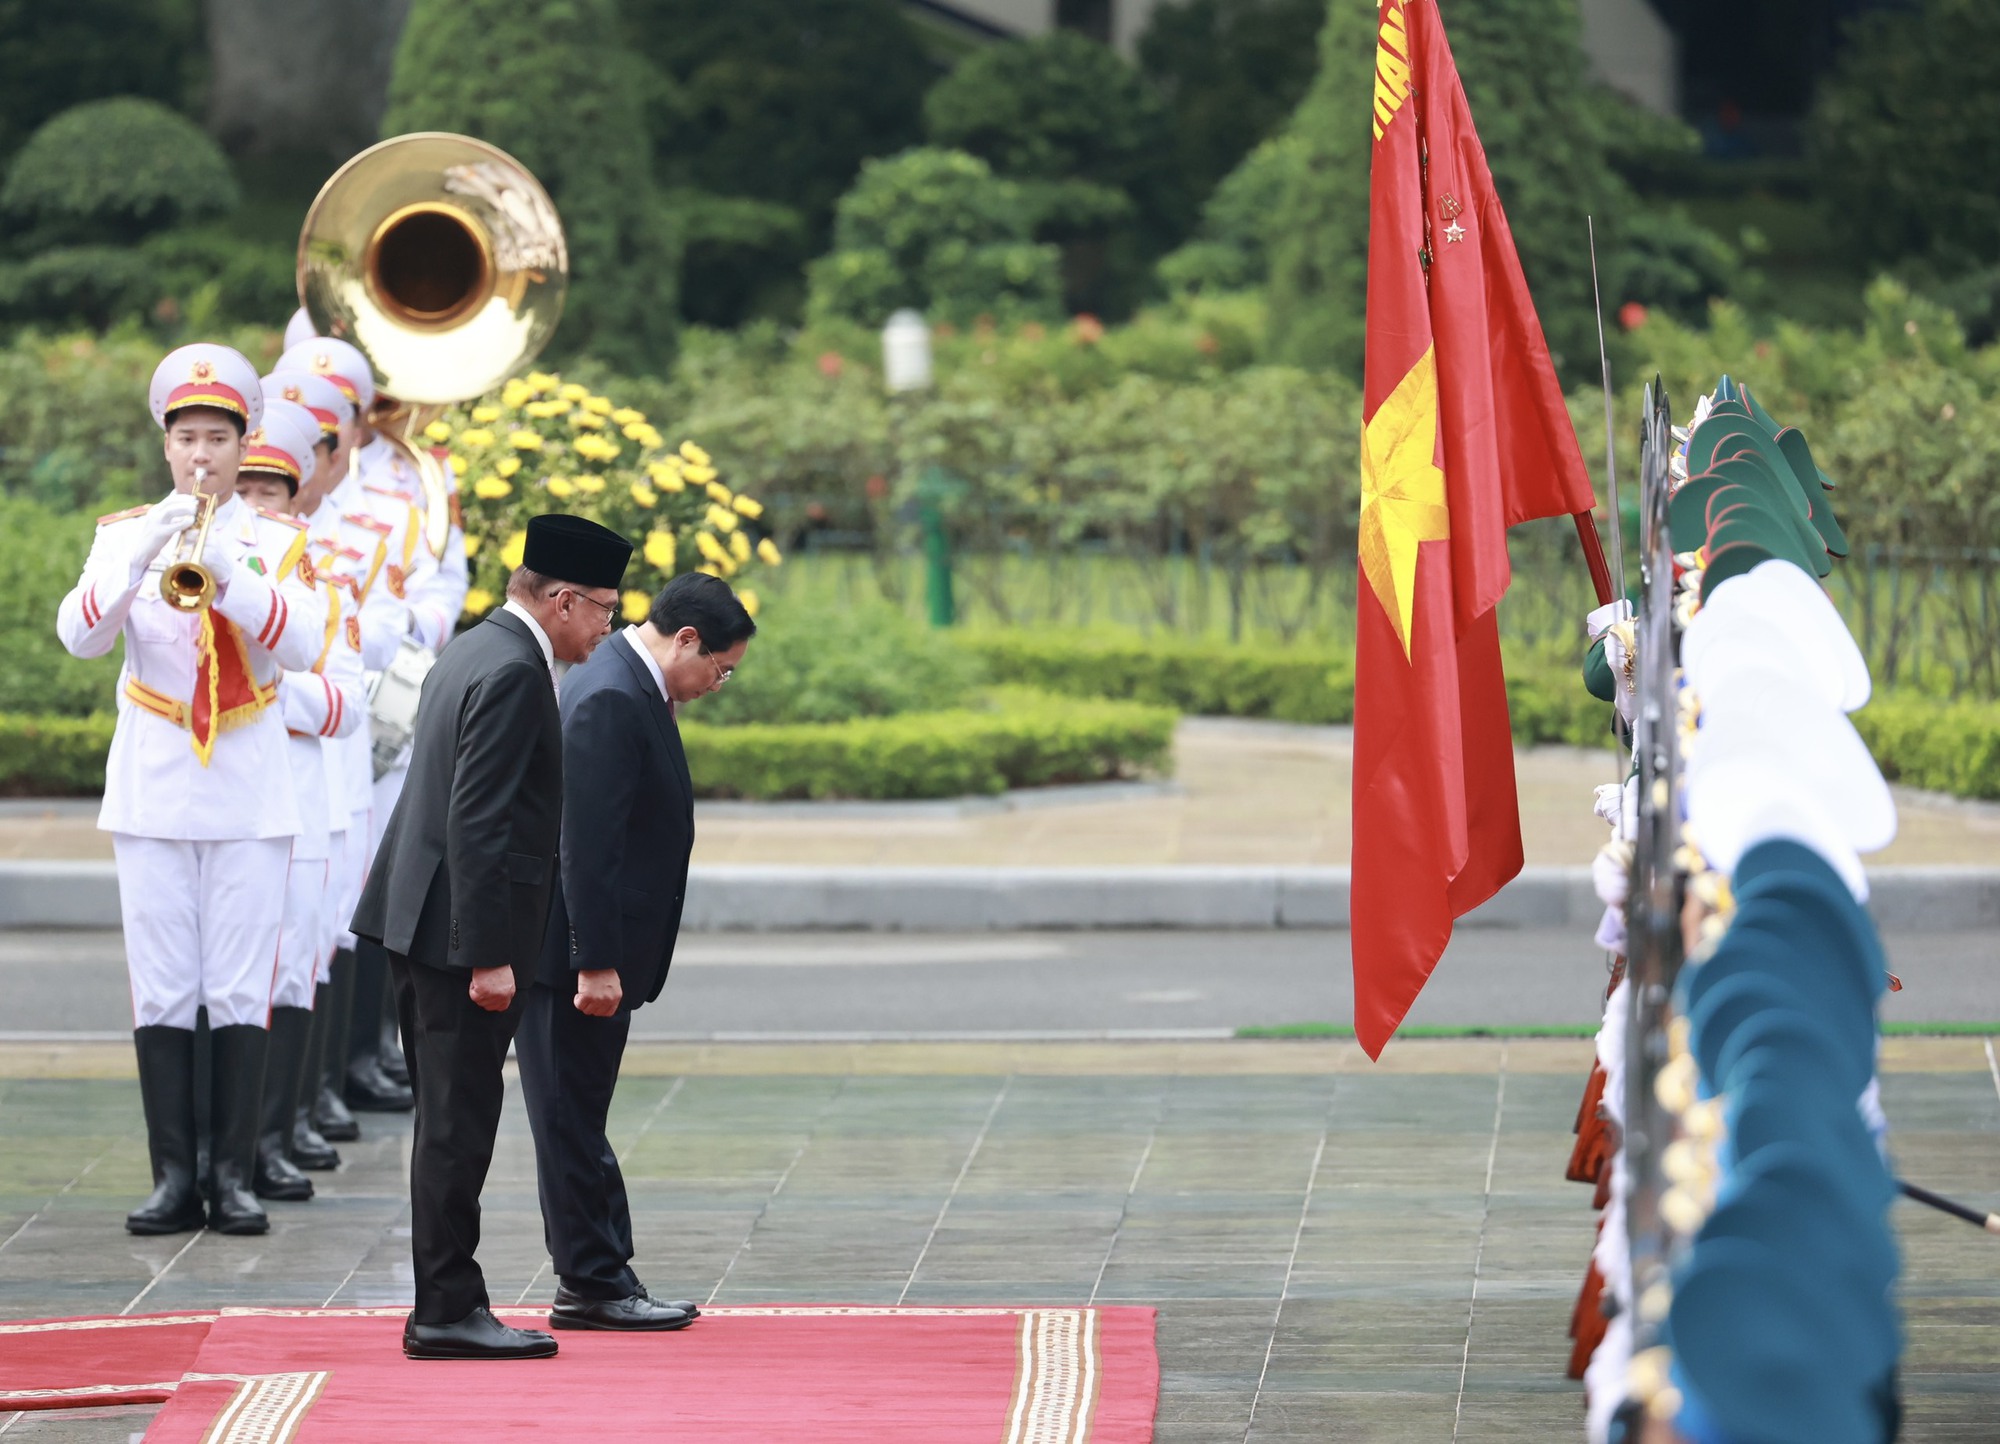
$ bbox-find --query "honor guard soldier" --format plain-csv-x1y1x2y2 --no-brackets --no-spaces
276,337,421,1130
280,330,434,1116
237,395,366,1202
57,344,327,1235
264,366,368,1166
286,309,469,653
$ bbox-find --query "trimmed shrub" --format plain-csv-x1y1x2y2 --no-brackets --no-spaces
806,148,1061,329
960,631,1354,725
680,687,1175,801
1853,694,2000,801
0,496,123,717
0,99,238,247
0,714,116,795
696,604,983,727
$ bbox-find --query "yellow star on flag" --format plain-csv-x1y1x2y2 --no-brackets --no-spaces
1359,345,1449,658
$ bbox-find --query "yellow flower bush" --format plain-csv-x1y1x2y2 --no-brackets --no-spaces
443,370,781,620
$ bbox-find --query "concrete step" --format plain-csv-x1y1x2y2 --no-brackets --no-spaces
5,860,1997,933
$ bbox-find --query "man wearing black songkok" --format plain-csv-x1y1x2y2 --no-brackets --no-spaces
353,514,631,1361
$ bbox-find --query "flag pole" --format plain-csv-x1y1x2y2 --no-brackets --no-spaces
1587,217,1627,605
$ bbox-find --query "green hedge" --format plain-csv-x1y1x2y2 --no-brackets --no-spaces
682,687,1175,800
0,713,114,796
956,632,1617,748
1853,694,2000,800
958,632,1355,724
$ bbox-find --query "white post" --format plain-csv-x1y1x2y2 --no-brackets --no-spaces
881,309,933,394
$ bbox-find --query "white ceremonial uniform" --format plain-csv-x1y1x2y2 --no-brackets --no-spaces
352,435,468,652
301,472,407,950
348,442,450,855
273,574,365,1009
58,497,326,1028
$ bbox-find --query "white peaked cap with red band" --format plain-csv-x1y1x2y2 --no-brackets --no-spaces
263,370,355,435
242,399,322,490
149,344,265,433
276,337,377,413
283,306,318,353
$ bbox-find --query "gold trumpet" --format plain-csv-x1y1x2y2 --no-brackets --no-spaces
296,132,568,555
160,470,220,613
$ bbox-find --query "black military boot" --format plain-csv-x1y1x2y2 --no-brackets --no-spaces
126,1026,206,1235
344,938,412,1111
290,983,342,1170
311,950,361,1142
206,1025,271,1235
254,1007,315,1201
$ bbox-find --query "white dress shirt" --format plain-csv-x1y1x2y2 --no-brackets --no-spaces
620,627,671,705
502,598,558,695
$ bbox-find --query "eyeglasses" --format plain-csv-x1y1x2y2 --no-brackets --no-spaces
564,589,618,629
704,651,733,688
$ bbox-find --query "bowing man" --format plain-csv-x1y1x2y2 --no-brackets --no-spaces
516,573,755,1331
352,514,631,1361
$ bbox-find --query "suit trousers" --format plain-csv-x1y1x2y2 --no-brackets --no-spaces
515,981,639,1300
113,833,291,1029
388,949,527,1324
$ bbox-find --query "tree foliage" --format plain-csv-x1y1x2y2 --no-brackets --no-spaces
0,0,201,167
620,0,936,326
806,148,1061,329
383,0,680,373
924,31,1188,316
1136,0,1324,205
1812,0,2000,280
1,99,238,247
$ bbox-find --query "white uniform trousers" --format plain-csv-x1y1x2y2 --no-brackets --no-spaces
274,856,328,1010
332,811,370,952
113,834,293,1029
317,828,346,985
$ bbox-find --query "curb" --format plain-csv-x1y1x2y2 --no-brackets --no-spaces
4,861,1999,933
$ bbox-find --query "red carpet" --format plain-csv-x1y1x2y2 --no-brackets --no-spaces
0,1313,211,1410
1,1306,1158,1442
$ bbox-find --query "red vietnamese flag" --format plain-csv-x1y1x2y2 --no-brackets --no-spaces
1352,0,1599,1057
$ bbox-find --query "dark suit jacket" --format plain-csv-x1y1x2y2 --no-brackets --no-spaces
352,609,562,974
536,631,692,1009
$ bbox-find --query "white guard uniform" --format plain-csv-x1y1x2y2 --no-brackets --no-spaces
350,437,468,852
274,554,365,1009
58,497,326,1028
302,469,410,949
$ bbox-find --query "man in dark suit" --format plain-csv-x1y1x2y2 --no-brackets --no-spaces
352,514,631,1361
516,573,756,1332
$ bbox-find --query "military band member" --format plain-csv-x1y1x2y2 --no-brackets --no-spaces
57,344,326,1235
264,367,366,1167
277,336,426,1120
236,396,366,1201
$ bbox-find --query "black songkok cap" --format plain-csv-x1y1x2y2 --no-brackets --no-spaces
523,513,632,590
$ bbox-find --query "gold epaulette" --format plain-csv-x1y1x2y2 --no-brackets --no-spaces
96,504,149,526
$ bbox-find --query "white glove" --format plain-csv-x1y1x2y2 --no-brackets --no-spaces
1585,597,1633,642
129,493,201,581
1601,628,1636,724
1592,839,1633,909
198,527,245,598
1592,783,1624,829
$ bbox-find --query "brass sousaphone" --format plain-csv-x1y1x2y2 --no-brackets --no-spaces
296,132,568,554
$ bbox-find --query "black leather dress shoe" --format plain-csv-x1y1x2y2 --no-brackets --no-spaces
403,1307,558,1360
548,1288,694,1332
344,1058,414,1112
554,1281,699,1321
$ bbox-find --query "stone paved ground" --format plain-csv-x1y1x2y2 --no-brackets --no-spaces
1,1038,1995,1442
